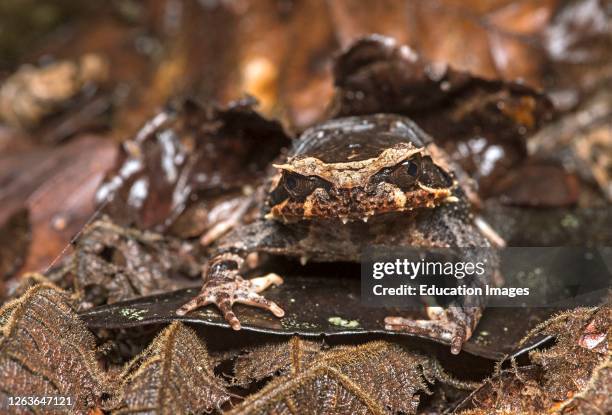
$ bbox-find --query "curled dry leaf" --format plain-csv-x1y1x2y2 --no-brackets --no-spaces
69,217,201,309
332,35,553,195
457,302,611,414
96,97,289,236
113,321,229,415
0,283,113,414
229,338,477,415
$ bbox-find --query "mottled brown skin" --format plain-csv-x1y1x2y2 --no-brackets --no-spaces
177,114,496,354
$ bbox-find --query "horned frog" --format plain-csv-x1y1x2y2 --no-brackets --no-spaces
177,114,498,354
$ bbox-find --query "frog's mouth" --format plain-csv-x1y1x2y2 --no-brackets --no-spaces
266,182,455,223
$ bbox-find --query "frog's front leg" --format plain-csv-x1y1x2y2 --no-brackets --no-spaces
176,252,285,329
382,205,497,355
176,219,294,328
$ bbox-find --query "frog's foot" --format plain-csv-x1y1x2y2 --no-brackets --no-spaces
384,306,481,355
176,272,285,329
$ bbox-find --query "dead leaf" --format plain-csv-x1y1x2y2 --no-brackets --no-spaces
0,134,118,274
229,339,477,415
0,283,114,414
234,337,322,385
332,35,553,195
0,208,30,290
0,54,109,130
69,217,201,309
113,321,229,414
97,97,289,234
457,302,611,414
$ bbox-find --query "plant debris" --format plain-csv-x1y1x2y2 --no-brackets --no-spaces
332,34,553,195
65,217,201,309
96,97,289,235
0,1,610,413
228,338,477,415
457,302,611,414
114,321,230,414
233,337,322,386
0,283,113,413
0,54,109,130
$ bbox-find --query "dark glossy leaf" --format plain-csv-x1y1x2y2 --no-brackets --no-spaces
483,202,612,246
0,284,114,413
113,321,229,415
228,339,476,415
79,274,555,361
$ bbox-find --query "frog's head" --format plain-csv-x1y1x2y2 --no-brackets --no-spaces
266,115,456,223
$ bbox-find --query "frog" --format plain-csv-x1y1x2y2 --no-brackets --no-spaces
176,113,499,355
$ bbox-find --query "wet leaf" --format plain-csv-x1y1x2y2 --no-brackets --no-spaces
332,35,553,195
492,163,581,207
79,273,556,361
113,321,229,414
0,283,114,413
96,97,289,234
229,339,476,415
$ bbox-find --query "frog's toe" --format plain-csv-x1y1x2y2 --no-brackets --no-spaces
384,316,468,355
176,273,284,329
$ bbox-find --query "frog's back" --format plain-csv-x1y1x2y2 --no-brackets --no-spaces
291,114,432,163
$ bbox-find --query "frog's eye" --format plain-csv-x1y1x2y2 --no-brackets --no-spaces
370,155,422,188
282,172,329,200
391,157,421,187
419,156,453,188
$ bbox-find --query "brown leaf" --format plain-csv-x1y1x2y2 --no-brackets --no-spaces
332,35,553,195
0,283,113,414
0,134,118,274
69,217,201,309
492,163,581,207
234,337,322,385
113,321,229,414
97,97,289,234
329,1,559,86
0,208,30,289
229,339,476,415
458,302,611,414
529,89,612,202
527,305,610,402
0,54,109,130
